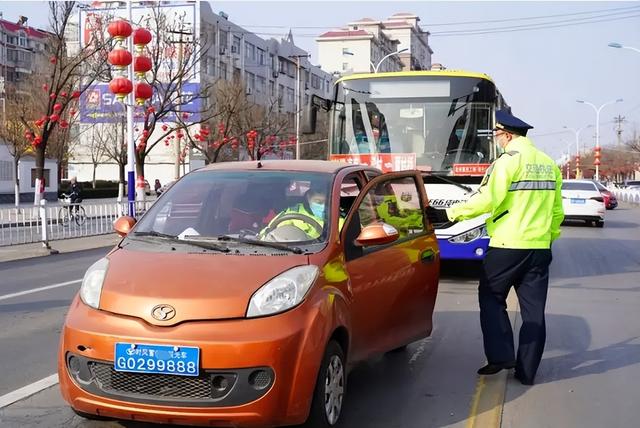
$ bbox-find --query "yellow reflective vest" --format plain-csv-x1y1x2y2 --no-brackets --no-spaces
446,136,564,249
260,203,345,239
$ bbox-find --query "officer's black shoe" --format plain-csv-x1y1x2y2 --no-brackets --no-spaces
514,371,534,385
477,361,516,375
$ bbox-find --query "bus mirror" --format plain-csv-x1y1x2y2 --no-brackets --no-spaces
302,104,317,135
311,94,332,111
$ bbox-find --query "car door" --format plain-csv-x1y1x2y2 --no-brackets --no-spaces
342,171,439,362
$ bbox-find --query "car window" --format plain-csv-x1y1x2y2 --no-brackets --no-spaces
356,176,425,242
136,170,333,244
340,174,362,218
562,182,597,191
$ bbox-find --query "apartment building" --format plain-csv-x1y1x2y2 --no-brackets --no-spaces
317,13,433,75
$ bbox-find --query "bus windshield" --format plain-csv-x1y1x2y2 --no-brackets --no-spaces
329,75,499,174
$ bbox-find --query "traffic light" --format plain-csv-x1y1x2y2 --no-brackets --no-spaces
594,146,601,166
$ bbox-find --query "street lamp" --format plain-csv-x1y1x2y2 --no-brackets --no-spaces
563,124,592,178
576,98,623,181
608,42,640,54
371,48,408,73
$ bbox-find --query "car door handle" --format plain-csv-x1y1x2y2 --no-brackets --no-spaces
421,249,436,263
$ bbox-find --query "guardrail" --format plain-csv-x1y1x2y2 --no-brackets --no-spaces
610,188,640,205
0,200,152,247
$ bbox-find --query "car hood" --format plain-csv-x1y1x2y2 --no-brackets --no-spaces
99,247,309,325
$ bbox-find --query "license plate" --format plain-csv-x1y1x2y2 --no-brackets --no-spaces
114,343,200,376
570,198,585,204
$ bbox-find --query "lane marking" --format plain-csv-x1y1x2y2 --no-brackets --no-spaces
0,279,82,302
0,374,59,408
465,290,519,428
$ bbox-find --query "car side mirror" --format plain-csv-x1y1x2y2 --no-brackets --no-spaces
114,216,136,237
355,222,399,247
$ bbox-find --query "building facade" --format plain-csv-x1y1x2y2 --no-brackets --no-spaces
317,13,433,75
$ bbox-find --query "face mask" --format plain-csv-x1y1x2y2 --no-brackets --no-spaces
309,202,325,219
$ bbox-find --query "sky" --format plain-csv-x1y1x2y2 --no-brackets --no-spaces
1,0,639,162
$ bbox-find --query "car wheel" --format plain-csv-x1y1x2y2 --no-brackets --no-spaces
595,220,604,228
308,340,346,428
72,408,111,421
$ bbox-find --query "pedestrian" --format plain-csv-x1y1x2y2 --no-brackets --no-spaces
446,110,564,385
154,179,162,196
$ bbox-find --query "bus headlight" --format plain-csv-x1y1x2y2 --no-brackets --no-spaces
448,225,486,244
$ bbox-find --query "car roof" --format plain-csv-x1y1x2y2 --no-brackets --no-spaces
199,160,378,174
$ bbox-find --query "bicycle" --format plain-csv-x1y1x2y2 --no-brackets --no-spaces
58,194,87,226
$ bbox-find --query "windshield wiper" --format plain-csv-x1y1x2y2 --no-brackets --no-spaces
132,231,230,253
422,172,473,193
214,235,304,255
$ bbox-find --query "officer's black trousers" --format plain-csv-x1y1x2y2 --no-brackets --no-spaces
479,247,552,382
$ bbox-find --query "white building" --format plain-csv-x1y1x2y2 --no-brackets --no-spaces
68,2,335,186
0,144,58,203
317,13,433,75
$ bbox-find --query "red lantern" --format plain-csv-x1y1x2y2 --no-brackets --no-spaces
134,82,153,105
109,77,133,102
49,114,60,122
108,20,132,43
133,56,152,78
53,103,62,111
133,28,152,52
108,48,132,70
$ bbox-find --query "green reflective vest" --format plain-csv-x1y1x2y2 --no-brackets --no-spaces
376,196,424,237
446,136,564,249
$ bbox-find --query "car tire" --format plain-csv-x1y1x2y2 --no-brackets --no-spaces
595,220,604,228
307,340,346,428
72,408,111,421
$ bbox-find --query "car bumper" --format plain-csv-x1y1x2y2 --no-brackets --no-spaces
58,296,330,427
437,237,489,260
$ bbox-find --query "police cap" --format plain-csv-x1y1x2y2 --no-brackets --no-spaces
495,110,533,136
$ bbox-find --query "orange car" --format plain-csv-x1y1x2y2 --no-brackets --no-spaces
58,160,440,427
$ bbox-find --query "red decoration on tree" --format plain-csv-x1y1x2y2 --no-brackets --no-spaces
53,103,62,111
60,91,67,98
59,120,69,129
134,82,153,105
181,112,189,120
42,84,48,92
49,93,56,100
109,77,133,102
108,48,132,70
162,124,169,132
49,114,60,122
50,56,57,64
71,91,81,99
146,106,155,114
107,20,132,43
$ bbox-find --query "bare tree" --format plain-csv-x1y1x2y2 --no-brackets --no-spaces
97,117,127,195
132,5,217,179
21,1,110,204
0,88,37,206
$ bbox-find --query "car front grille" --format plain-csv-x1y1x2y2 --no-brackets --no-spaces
89,362,213,400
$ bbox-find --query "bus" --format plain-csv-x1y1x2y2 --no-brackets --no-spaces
314,70,510,260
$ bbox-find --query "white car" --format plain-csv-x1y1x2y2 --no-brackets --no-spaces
561,179,606,227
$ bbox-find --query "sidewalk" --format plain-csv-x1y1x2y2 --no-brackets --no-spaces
0,234,120,263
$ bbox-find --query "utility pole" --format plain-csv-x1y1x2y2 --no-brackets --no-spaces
168,26,193,179
289,54,309,160
613,115,626,146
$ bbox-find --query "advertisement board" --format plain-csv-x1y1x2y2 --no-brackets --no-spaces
330,153,417,173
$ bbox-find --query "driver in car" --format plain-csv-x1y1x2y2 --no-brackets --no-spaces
259,184,344,241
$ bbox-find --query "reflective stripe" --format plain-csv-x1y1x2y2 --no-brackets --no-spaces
509,180,556,191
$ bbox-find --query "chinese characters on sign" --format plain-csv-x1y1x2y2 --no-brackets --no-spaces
330,154,417,173
452,163,491,176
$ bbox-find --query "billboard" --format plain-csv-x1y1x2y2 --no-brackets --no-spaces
78,3,200,124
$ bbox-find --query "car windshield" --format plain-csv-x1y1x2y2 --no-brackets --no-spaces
134,170,334,245
562,182,597,191
593,181,607,191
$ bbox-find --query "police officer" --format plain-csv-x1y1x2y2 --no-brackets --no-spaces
446,110,564,385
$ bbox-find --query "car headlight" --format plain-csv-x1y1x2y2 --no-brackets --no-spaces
247,265,319,318
448,225,487,243
79,258,109,309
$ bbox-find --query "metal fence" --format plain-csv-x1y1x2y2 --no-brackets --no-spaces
0,200,152,247
611,188,640,205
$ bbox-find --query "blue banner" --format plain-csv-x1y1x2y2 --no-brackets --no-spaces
80,82,202,123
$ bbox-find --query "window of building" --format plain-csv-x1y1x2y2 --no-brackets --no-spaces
342,62,349,71
256,75,266,94
245,72,255,93
257,48,265,65
269,80,275,97
244,41,255,60
18,32,26,47
219,30,228,50
219,61,228,80
232,35,241,54
286,87,294,104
